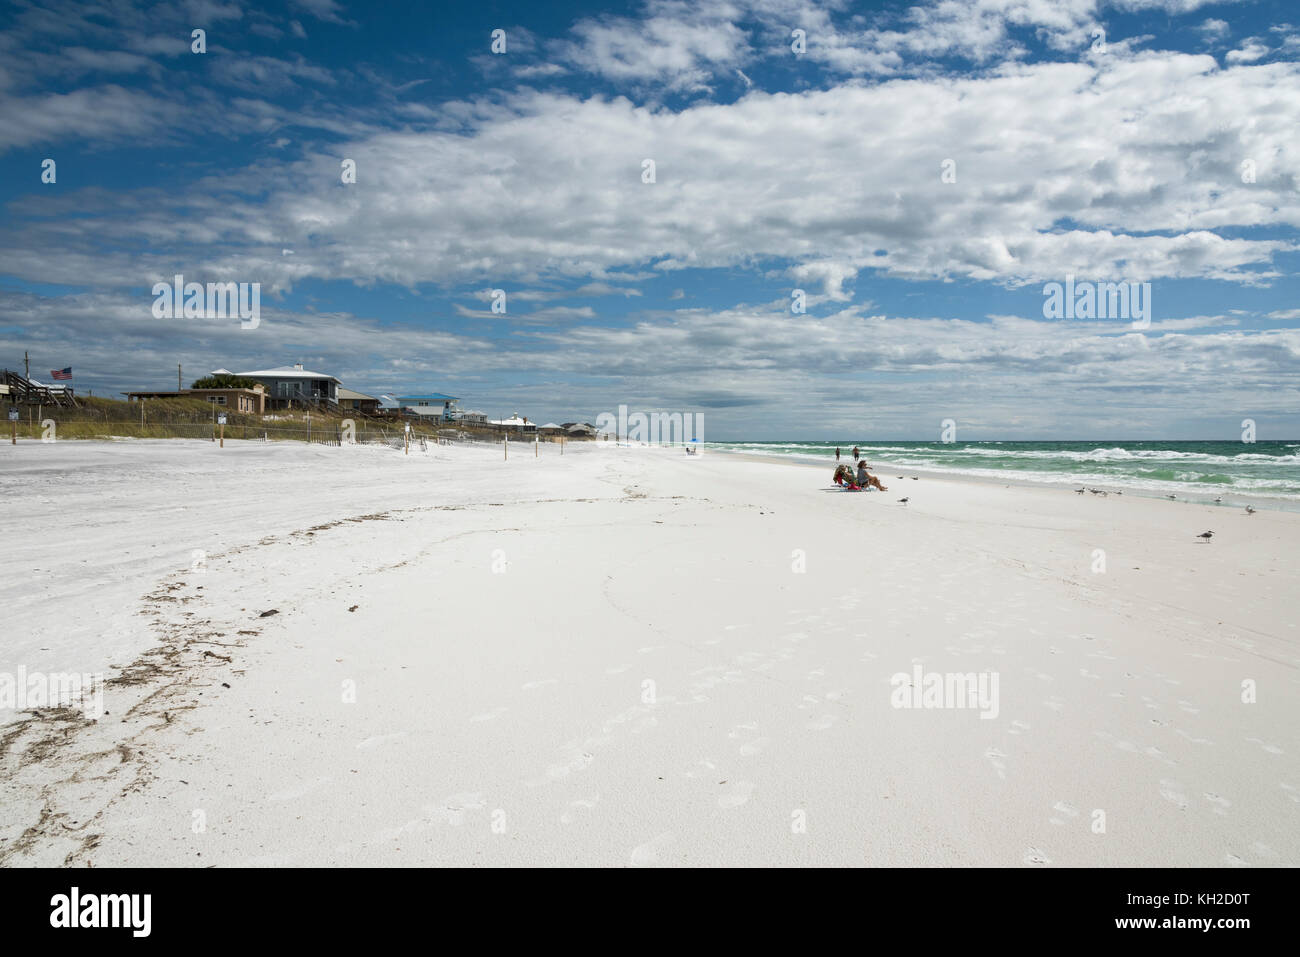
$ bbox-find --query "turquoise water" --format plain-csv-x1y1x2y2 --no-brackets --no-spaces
705,440,1300,505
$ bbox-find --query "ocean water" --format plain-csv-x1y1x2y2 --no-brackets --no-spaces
705,440,1300,506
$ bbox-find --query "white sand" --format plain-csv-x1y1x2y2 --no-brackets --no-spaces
1,438,1297,866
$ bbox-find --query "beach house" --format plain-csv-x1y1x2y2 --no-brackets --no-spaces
125,385,266,414
236,364,340,410
337,387,380,415
395,393,460,422
488,414,536,433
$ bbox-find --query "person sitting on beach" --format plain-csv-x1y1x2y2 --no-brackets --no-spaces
833,464,856,487
856,460,887,491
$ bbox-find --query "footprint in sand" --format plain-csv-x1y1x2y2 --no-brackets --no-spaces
1042,697,1065,712
560,794,600,825
1177,701,1200,714
356,732,409,750
522,678,559,690
984,747,1007,779
630,832,674,866
739,737,770,756
1204,793,1231,816
681,758,717,780
718,780,755,809
1159,780,1189,810
1023,847,1052,865
1245,737,1285,755
545,751,595,780
1048,802,1080,826
1008,719,1030,736
806,714,837,731
432,792,486,826
470,707,508,722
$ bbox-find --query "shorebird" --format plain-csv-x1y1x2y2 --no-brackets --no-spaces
898,497,909,505
1197,530,1214,543
1166,494,1176,500
911,476,918,481
1074,488,1086,494
1245,506,1256,515
1214,497,1222,504
1090,489,1107,496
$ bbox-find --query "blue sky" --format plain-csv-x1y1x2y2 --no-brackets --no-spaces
1,0,1298,439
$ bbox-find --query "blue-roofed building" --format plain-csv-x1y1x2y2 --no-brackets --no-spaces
395,393,460,422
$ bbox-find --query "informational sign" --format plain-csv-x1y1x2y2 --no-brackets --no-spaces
217,414,227,425
405,422,411,433
7,408,17,421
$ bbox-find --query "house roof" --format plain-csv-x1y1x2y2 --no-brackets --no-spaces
337,387,377,401
237,366,340,383
395,393,459,402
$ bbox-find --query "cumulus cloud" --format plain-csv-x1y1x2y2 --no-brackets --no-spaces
5,51,1297,299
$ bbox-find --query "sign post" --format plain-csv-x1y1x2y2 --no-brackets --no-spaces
217,413,227,447
8,406,17,445
405,421,410,455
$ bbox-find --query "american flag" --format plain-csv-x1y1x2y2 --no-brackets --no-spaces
50,367,72,380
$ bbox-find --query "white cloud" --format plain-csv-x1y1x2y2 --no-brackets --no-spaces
1225,40,1269,63
9,50,1297,299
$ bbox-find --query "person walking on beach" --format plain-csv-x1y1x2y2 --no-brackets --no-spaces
835,447,841,461
852,445,860,460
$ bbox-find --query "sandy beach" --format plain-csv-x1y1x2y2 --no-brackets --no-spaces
1,438,1297,867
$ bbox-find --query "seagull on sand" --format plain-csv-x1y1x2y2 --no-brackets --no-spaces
1197,530,1214,543
1245,506,1256,515
1214,497,1222,504
898,497,909,505
1074,488,1086,494
1166,494,1177,500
